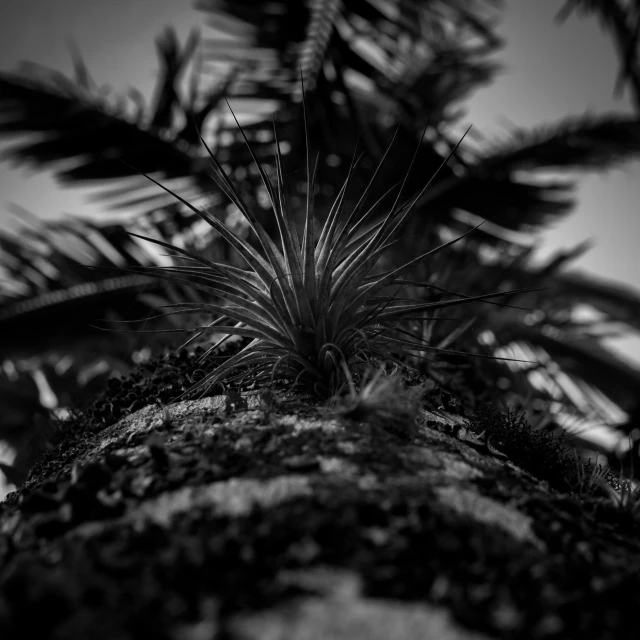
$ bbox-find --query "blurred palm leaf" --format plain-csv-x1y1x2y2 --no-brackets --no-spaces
403,228,640,426
0,204,220,408
194,0,640,240
556,0,640,109
0,27,240,212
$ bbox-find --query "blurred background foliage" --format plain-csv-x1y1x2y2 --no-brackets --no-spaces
1,0,640,474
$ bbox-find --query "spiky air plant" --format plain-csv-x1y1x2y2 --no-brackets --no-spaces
116,84,539,401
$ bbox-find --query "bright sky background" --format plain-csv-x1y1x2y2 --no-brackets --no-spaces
1,0,639,369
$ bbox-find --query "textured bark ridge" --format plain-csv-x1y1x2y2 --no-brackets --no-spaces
1,391,639,639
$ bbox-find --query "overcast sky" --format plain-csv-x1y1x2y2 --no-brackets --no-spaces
1,0,639,368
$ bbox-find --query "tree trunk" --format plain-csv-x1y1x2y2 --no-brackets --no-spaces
0,388,639,639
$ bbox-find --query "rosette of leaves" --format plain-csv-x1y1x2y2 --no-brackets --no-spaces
119,92,537,400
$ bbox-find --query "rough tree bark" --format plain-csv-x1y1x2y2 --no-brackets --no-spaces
0,388,639,639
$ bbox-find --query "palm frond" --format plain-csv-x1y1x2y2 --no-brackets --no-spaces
195,1,640,241
476,113,640,172
0,28,237,211
557,0,640,110
551,270,640,332
0,206,222,407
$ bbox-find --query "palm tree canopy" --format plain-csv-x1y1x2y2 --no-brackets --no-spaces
1,0,640,461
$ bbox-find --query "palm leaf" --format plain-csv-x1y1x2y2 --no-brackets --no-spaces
557,0,640,109
0,206,221,407
0,28,238,211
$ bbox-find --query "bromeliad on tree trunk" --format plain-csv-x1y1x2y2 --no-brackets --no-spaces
112,81,541,400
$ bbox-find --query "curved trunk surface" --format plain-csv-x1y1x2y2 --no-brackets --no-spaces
0,388,639,639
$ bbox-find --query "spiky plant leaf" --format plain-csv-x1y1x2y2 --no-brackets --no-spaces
114,85,542,400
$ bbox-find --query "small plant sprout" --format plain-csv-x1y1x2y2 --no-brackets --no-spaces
334,365,422,439
594,474,640,515
118,80,541,400
571,450,610,498
223,389,248,414
594,436,640,516
154,399,174,428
